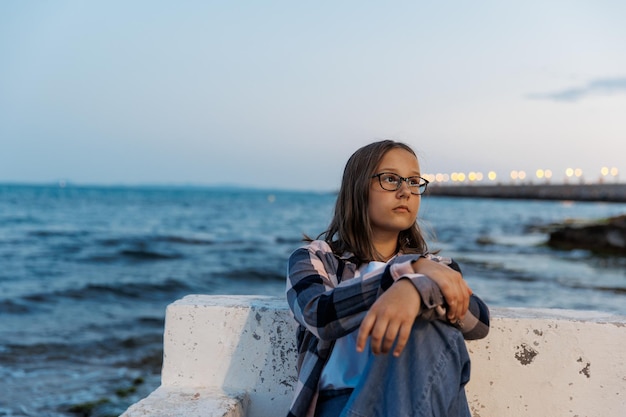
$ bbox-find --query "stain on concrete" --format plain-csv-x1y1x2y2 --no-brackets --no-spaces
577,357,591,378
515,343,538,365
580,364,591,378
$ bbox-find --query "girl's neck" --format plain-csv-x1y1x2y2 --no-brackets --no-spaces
372,237,399,262
376,252,397,262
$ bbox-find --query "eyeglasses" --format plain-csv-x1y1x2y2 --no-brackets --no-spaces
371,172,429,195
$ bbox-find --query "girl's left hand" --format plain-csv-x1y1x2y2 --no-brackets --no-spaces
355,279,421,357
411,257,472,322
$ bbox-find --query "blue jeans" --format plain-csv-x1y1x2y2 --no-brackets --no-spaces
315,319,471,417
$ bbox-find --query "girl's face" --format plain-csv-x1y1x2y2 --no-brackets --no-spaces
368,148,421,241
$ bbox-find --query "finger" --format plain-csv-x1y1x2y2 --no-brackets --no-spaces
369,317,389,355
445,281,460,320
392,323,412,357
454,287,465,319
380,321,401,354
356,313,376,352
459,281,471,317
452,280,469,320
447,298,459,321
456,295,467,320
436,276,457,318
459,287,472,317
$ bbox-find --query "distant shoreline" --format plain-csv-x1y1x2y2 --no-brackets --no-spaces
3,182,626,202
427,183,626,203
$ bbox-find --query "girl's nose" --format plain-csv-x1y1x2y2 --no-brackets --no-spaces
396,180,411,197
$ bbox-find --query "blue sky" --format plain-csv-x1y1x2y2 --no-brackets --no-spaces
1,1,625,191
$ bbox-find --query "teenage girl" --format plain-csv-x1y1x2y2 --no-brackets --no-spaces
286,140,490,417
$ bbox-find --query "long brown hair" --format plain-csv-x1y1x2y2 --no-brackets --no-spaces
316,140,428,263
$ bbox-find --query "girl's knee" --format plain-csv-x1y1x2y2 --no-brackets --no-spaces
407,319,470,367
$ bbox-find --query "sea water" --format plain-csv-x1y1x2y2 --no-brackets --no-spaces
1,184,625,416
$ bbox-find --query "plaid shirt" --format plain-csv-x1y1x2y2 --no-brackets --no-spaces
285,240,490,417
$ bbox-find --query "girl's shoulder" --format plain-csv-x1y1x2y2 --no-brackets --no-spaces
307,239,332,250
290,240,337,260
294,240,356,263
289,240,351,278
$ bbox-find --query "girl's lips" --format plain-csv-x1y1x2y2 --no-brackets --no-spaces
393,205,410,212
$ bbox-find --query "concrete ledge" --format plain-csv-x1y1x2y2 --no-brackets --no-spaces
122,295,626,417
122,387,248,417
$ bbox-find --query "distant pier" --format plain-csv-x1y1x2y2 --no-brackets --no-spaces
427,183,626,203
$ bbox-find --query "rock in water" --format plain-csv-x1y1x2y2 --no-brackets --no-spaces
548,214,626,254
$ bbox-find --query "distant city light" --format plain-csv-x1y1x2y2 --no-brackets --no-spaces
423,173,435,183
599,166,619,183
451,172,467,182
535,169,552,182
435,173,449,182
424,166,620,186
468,171,483,182
510,170,526,181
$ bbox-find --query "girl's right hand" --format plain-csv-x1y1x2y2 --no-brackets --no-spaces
355,279,421,357
411,257,472,322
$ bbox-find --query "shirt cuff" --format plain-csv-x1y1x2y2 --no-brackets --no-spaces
389,260,416,281
389,260,445,310
402,274,445,309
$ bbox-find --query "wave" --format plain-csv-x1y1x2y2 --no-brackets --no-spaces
152,235,214,245
595,286,626,295
99,234,215,247
567,283,626,295
68,279,191,300
78,234,221,262
276,236,305,244
221,268,285,282
0,299,33,314
19,278,191,304
81,247,184,263
0,214,44,225
118,249,183,261
0,331,164,370
27,229,91,238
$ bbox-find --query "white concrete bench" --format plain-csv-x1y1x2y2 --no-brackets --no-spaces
122,295,626,417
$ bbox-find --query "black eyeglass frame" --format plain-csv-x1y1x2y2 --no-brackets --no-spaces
371,172,429,195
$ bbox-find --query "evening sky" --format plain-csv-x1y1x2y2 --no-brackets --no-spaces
1,1,625,190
